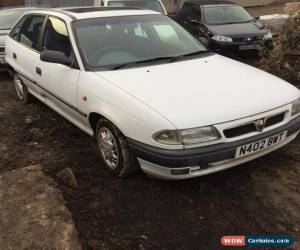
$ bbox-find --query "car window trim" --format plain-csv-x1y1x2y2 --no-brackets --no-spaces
41,14,80,70
18,13,47,54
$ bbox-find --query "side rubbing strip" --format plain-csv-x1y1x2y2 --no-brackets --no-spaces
16,70,87,117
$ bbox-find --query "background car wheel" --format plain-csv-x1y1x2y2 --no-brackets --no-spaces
96,118,139,177
13,73,32,104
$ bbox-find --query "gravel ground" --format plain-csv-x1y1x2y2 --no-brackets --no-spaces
0,70,300,250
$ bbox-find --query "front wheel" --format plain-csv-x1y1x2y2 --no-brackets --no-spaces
95,118,138,177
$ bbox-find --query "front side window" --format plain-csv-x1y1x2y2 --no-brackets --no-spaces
73,15,208,70
0,9,27,30
19,15,45,51
203,4,253,25
42,16,71,57
107,0,165,14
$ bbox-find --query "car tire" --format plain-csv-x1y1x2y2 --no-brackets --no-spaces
95,118,139,177
13,73,32,104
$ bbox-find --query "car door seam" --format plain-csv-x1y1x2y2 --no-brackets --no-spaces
15,69,87,117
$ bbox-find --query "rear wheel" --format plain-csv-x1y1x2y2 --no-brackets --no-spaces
95,118,138,177
13,73,32,104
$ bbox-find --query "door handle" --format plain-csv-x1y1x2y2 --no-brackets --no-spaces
13,52,17,60
36,67,42,76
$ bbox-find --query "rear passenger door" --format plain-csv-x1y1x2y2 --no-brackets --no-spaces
10,14,46,98
38,16,84,127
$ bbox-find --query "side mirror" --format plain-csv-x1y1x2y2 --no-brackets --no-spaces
40,50,72,66
254,16,260,21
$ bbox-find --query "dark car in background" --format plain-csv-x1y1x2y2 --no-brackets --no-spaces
174,0,274,57
0,8,35,69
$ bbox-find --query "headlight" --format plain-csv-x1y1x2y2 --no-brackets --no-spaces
153,126,221,145
291,98,300,117
263,32,273,40
153,130,181,145
211,35,233,43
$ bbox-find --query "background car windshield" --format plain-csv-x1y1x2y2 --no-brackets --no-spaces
0,9,26,30
107,0,164,13
73,15,207,69
203,5,253,25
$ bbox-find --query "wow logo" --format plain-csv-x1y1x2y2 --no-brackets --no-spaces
221,235,294,247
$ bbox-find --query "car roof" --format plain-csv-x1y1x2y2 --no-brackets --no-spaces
63,7,140,13
25,7,160,21
185,0,236,6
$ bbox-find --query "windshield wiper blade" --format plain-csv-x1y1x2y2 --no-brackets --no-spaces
111,56,176,70
169,50,212,62
111,51,211,70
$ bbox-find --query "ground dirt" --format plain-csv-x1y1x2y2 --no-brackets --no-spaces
0,165,82,250
0,69,300,250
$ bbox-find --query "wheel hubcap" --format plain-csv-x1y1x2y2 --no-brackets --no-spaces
14,75,24,100
98,127,119,169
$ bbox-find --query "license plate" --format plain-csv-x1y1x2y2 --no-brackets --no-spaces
235,131,287,159
239,44,257,50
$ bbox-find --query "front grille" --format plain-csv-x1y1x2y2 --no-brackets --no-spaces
265,113,285,127
232,36,262,43
224,123,257,138
224,112,286,138
0,47,4,53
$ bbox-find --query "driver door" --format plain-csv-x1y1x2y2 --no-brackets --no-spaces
38,16,81,122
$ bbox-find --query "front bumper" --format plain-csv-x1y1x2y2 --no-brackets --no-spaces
129,115,300,179
210,39,274,57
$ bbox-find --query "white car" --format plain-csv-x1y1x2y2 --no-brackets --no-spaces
5,7,300,179
98,0,168,14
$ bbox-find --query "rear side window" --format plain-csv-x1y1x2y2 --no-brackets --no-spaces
19,15,45,51
42,16,71,57
9,16,27,41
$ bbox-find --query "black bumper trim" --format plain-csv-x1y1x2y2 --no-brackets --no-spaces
128,115,300,168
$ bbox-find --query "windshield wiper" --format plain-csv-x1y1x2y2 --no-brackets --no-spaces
111,56,179,70
169,50,212,62
216,20,253,25
111,51,211,70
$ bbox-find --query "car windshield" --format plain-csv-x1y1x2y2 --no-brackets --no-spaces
107,0,165,13
203,5,253,25
0,9,27,30
73,15,208,70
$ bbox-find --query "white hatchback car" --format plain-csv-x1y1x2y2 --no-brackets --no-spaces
5,7,300,179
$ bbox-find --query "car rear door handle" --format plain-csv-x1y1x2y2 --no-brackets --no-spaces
36,67,42,76
13,52,17,60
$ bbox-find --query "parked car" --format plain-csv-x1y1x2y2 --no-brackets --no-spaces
5,7,300,179
0,8,36,69
99,0,167,14
174,0,274,57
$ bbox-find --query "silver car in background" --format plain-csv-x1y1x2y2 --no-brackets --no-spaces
0,8,35,69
